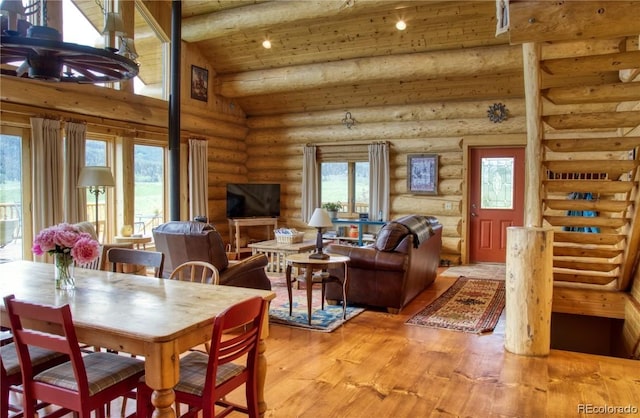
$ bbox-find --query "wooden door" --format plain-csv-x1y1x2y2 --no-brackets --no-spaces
469,147,525,263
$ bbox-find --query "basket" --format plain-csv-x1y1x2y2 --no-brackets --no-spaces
275,232,305,244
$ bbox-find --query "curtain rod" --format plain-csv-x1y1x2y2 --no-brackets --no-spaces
306,140,389,147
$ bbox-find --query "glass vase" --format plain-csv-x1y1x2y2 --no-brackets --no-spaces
54,252,75,290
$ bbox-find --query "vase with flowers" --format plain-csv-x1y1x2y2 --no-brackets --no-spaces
32,223,100,290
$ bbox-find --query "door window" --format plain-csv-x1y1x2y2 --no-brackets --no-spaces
480,157,514,209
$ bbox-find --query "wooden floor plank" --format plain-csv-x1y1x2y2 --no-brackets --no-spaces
15,269,639,418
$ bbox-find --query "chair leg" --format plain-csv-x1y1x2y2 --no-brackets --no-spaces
136,383,153,418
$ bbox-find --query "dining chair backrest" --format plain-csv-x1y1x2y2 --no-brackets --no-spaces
137,296,267,418
3,294,145,418
169,261,220,284
107,247,165,278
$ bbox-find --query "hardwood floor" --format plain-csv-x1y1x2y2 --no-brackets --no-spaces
10,270,640,418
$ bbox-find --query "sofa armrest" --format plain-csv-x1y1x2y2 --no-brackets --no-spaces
327,243,406,272
219,253,272,290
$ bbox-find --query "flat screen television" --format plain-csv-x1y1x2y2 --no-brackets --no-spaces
226,183,280,218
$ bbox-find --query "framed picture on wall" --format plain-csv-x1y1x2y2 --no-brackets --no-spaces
407,154,438,195
191,65,208,102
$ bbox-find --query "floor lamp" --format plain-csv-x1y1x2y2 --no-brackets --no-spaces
78,166,115,240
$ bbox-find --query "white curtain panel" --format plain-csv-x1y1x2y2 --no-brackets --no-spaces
188,138,208,220
301,145,320,223
64,121,87,223
30,117,63,260
368,142,390,221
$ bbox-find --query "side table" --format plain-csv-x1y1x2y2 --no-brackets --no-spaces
114,235,152,249
285,253,350,325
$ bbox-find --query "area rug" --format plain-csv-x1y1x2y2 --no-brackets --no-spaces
268,277,365,332
406,276,505,333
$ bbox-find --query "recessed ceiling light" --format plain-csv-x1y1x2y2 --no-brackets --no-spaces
395,20,407,31
262,39,272,49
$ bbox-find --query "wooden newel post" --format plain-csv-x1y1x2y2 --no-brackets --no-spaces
505,226,553,356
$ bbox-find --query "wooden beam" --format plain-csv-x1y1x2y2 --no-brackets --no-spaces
544,180,635,194
554,232,625,245
543,136,640,152
552,286,627,319
509,1,640,44
543,160,639,179
215,45,523,97
182,0,392,42
544,215,628,229
544,111,640,129
0,76,248,139
544,198,631,213
541,51,640,75
544,82,640,105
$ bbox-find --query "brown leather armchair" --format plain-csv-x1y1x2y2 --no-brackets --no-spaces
152,221,271,290
325,216,442,313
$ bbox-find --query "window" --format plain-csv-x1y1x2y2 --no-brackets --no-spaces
320,161,369,215
134,144,165,235
480,157,514,209
84,139,109,238
0,131,23,261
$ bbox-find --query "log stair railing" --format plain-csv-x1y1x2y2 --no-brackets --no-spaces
539,42,640,297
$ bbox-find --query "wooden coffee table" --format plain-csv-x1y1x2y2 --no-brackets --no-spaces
248,239,319,272
285,253,350,325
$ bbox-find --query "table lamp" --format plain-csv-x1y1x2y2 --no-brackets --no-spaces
308,208,333,259
78,166,115,239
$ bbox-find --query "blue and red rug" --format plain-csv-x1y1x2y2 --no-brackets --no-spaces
268,276,365,332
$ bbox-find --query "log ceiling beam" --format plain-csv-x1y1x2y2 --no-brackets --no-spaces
181,0,399,42
508,1,640,44
215,44,523,98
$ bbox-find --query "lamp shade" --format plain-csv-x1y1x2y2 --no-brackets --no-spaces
78,166,115,188
308,208,333,228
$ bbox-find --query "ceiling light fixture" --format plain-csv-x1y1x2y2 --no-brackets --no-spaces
395,20,407,31
262,39,272,49
0,0,139,83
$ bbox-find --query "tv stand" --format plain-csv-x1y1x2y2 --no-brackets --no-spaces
228,217,278,259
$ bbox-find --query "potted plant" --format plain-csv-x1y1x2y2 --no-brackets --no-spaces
322,202,342,219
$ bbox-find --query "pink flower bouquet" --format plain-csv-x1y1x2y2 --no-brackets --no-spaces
33,223,100,265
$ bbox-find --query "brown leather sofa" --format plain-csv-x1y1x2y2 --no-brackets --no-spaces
152,221,271,290
325,216,442,313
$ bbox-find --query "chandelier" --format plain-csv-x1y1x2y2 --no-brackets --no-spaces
0,0,139,83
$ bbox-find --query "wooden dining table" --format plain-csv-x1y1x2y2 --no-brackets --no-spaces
0,260,275,418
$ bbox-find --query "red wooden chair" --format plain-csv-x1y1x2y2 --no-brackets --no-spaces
137,296,267,418
3,294,146,418
1,342,68,418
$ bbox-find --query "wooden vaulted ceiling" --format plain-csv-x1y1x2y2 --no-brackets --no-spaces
180,0,518,116
68,1,639,119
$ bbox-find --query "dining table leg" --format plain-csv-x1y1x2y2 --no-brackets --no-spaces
150,389,176,418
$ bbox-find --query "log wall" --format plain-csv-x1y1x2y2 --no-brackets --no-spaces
244,101,528,265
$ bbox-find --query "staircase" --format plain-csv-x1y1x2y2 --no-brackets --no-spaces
539,39,640,291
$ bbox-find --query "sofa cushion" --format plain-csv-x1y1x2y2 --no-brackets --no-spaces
374,222,410,251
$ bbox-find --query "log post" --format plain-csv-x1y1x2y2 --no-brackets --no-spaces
505,226,553,356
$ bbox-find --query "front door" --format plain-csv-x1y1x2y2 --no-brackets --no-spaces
469,147,525,263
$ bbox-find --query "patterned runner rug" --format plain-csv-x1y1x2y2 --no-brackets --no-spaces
406,276,506,333
268,276,365,332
